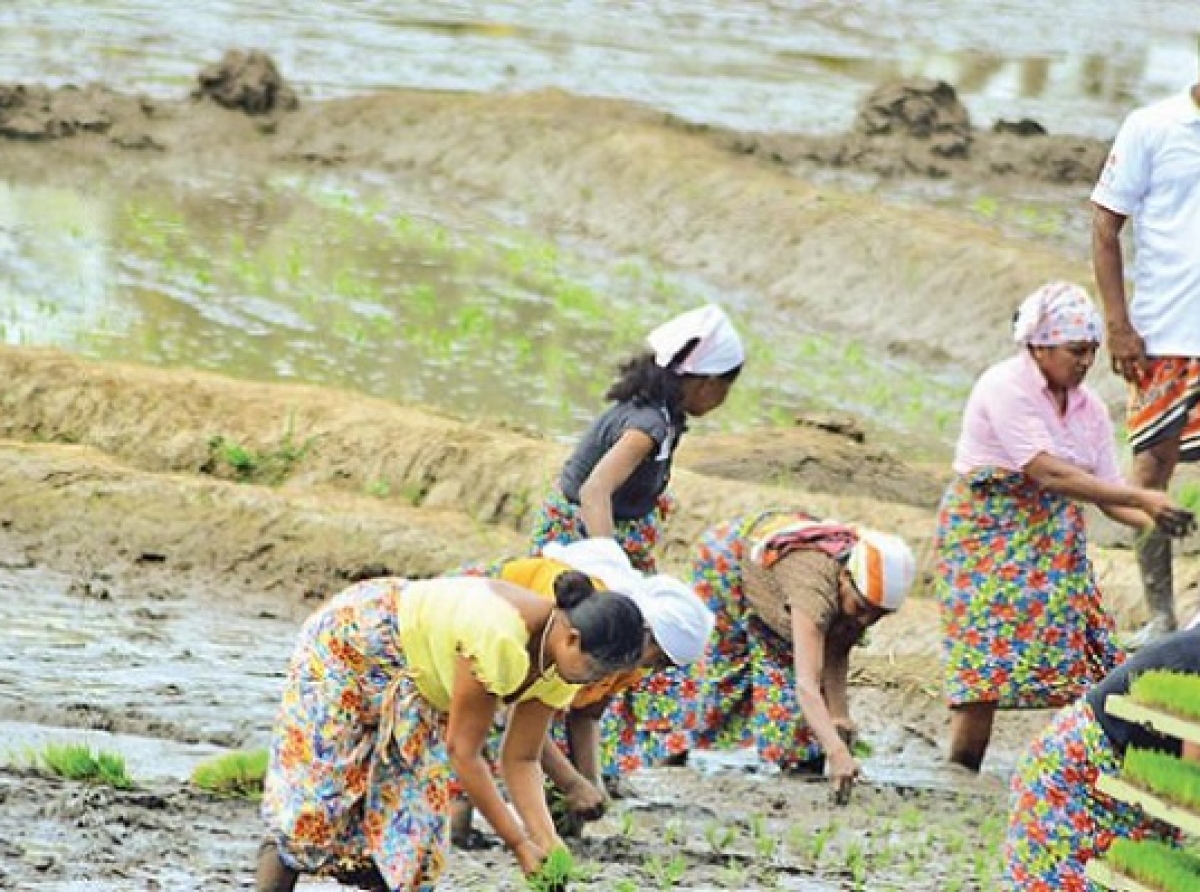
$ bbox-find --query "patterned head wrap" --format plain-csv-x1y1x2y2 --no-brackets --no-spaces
1012,282,1103,347
846,530,916,612
647,304,745,375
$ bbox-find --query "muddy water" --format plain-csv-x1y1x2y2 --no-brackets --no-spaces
0,553,289,751
1,2,1196,137
0,174,970,449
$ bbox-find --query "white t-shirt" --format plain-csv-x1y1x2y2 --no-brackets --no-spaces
1091,89,1200,357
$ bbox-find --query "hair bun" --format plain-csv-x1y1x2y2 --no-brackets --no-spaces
553,570,596,609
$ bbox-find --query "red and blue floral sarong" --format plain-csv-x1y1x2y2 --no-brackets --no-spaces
935,469,1123,709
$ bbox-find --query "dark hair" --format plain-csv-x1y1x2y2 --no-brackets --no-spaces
605,345,742,412
605,351,684,411
553,572,645,672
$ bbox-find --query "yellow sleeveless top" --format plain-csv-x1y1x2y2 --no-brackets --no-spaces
397,576,578,711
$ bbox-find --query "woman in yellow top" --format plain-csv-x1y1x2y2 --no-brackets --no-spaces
255,573,645,892
453,539,714,839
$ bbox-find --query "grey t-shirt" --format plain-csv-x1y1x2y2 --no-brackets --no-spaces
559,401,680,521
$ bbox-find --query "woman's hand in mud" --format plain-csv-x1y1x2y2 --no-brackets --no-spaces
514,837,548,876
1140,491,1196,538
828,746,861,806
563,777,607,822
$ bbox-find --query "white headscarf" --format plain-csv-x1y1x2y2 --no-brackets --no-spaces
647,304,745,376
631,574,716,665
541,538,715,666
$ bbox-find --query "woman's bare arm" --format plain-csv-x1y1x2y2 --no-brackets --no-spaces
578,430,655,538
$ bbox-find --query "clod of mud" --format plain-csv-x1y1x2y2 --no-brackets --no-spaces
194,50,298,116
855,78,972,146
993,118,1048,137
693,76,1107,185
0,83,120,141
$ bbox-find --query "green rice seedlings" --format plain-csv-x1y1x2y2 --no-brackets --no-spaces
851,737,874,759
717,861,749,887
662,817,684,846
704,820,737,856
40,742,134,789
808,823,835,864
1130,671,1200,723
1123,747,1200,812
190,748,269,798
525,846,584,892
644,853,687,889
1106,838,1200,892
845,841,867,888
1175,480,1200,515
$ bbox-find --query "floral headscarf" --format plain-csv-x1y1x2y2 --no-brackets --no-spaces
1012,282,1103,347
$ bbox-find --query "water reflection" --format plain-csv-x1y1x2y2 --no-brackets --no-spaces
0,175,968,450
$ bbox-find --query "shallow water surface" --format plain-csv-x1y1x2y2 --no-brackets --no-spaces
0,2,1195,137
0,174,969,449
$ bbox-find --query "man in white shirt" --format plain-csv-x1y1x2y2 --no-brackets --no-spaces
1092,77,1200,645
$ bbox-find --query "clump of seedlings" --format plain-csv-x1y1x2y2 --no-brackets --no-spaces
38,742,134,789
190,748,268,798
1129,671,1200,723
526,846,586,892
1105,838,1200,892
1123,747,1200,812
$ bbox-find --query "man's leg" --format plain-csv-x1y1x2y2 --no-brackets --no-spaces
1130,437,1181,641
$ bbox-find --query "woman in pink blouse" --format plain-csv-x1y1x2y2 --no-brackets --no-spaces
935,282,1194,771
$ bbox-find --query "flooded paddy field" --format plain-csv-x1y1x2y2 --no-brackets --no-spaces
2,2,1198,889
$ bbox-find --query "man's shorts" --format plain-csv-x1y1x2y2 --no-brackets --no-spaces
1128,356,1200,462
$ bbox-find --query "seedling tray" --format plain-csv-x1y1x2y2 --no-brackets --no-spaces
1094,774,1200,837
1104,695,1200,749
1086,858,1161,892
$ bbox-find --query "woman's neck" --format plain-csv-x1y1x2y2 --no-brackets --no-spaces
1048,385,1068,414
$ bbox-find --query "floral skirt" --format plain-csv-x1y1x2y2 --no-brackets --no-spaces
649,520,821,770
935,469,1123,709
529,488,675,573
592,665,702,778
262,578,452,892
1002,700,1173,891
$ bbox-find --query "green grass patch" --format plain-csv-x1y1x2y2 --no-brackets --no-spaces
38,742,134,789
1130,671,1200,723
204,423,315,486
190,748,268,798
1106,838,1200,892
